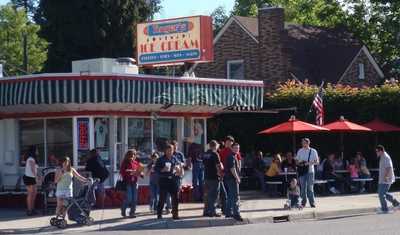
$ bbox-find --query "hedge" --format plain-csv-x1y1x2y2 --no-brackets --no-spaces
207,79,400,167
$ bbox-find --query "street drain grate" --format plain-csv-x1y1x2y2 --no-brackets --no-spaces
273,215,290,223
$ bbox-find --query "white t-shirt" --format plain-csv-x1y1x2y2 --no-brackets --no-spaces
296,147,319,173
24,157,38,178
379,152,395,184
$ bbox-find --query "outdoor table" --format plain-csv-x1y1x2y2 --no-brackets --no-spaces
369,168,379,172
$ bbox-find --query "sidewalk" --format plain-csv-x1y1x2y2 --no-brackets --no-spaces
0,191,398,234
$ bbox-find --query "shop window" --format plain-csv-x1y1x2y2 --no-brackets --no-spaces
153,119,177,154
46,119,73,167
94,117,110,165
19,120,45,166
227,60,244,80
184,119,205,161
128,118,152,159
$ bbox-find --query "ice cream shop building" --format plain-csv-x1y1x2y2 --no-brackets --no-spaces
0,17,264,190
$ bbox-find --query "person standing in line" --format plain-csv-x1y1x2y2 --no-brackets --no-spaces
166,140,186,211
23,146,40,216
296,138,319,208
155,144,183,220
147,153,159,214
375,145,400,213
203,140,223,217
224,143,243,221
120,149,142,218
218,136,236,214
85,149,109,208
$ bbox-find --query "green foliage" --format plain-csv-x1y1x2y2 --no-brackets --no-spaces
210,6,229,35
266,80,400,125
34,0,161,72
0,4,47,76
232,0,346,27
342,0,400,79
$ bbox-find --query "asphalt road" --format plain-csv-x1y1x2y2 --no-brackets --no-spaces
70,213,400,235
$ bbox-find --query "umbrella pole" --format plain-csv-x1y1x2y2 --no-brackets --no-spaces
292,133,296,155
340,133,344,158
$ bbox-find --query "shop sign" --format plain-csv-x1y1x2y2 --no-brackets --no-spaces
77,118,90,150
137,16,213,66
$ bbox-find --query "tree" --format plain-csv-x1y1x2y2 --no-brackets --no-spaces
342,0,400,79
211,6,229,35
232,0,346,27
0,4,47,76
34,0,161,72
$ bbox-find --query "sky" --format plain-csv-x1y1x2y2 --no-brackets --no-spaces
0,0,235,19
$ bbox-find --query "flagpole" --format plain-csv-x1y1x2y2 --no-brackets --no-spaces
305,81,324,122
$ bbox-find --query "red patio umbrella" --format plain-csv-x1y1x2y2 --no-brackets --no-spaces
363,119,400,132
363,118,400,146
258,115,329,154
323,116,372,158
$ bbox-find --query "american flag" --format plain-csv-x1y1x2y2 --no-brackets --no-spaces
312,84,324,126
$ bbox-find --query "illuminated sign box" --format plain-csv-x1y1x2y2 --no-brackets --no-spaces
137,16,213,66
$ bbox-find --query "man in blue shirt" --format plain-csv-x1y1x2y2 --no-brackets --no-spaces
155,144,183,220
224,143,243,221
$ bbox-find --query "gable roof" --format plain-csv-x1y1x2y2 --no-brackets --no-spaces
194,15,383,84
285,24,364,84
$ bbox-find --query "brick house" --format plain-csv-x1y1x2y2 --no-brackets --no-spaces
192,7,384,88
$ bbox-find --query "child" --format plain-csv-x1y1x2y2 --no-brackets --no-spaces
285,178,302,209
147,152,159,213
54,157,88,219
348,158,359,192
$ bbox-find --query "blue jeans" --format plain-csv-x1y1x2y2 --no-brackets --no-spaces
299,172,315,206
122,183,138,215
205,179,220,215
192,162,204,201
224,178,240,217
378,184,399,212
254,170,266,192
219,180,227,214
149,182,159,211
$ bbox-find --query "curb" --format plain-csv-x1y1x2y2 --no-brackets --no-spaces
0,207,381,234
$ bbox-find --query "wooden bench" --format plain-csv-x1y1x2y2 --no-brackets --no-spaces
265,181,283,197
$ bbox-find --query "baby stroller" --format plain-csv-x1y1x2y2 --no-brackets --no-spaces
50,178,99,229
41,167,57,214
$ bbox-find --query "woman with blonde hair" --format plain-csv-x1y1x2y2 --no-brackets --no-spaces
54,157,88,219
120,149,143,218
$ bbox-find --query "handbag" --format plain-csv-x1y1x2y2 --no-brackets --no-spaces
297,150,311,176
115,175,127,191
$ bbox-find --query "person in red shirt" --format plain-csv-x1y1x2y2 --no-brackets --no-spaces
120,149,142,218
219,136,242,169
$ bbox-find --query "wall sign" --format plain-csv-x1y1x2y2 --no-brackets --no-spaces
77,118,89,150
137,16,213,66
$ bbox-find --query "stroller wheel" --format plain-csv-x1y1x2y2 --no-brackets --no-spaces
57,220,67,229
50,217,57,226
87,217,94,225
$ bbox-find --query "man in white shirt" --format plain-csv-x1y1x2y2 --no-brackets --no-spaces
296,138,319,208
376,145,399,213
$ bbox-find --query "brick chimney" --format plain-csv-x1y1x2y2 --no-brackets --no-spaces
258,6,287,88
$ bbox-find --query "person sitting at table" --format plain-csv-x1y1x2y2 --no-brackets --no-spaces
356,152,371,193
253,151,267,192
323,153,341,194
333,155,349,171
347,157,359,192
265,154,282,178
281,152,297,172
265,154,283,194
